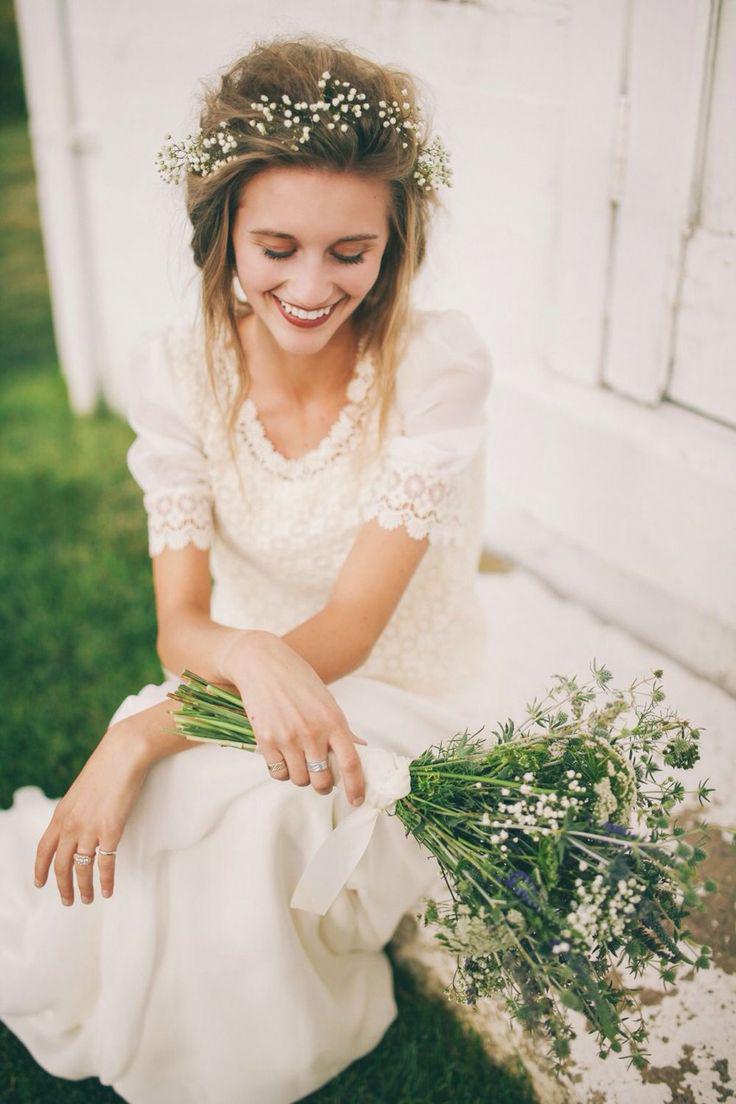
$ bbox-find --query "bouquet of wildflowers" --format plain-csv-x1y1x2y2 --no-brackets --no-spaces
166,661,726,1079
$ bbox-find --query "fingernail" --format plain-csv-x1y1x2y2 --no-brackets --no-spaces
352,796,364,806
102,889,111,898
34,878,42,888
62,897,73,906
82,896,92,904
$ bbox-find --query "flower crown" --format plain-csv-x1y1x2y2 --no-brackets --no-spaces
156,69,452,193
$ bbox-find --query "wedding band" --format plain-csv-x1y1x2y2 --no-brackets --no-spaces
73,852,94,865
267,760,287,773
97,848,117,856
307,758,329,772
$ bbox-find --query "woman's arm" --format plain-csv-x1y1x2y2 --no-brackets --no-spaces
154,518,429,689
142,521,429,766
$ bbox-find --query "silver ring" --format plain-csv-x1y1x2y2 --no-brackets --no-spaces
307,758,329,772
73,852,94,865
97,847,117,856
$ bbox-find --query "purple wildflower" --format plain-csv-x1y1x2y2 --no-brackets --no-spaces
601,820,637,839
503,870,540,911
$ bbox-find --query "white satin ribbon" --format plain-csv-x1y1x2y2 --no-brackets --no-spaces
289,743,413,916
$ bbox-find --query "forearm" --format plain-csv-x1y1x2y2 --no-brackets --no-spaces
158,603,369,688
279,601,370,685
117,697,200,766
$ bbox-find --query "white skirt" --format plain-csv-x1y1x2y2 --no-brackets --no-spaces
0,667,492,1104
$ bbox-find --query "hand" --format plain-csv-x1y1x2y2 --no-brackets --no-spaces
34,721,152,906
218,630,368,805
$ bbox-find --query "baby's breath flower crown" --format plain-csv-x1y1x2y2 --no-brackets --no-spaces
156,69,452,193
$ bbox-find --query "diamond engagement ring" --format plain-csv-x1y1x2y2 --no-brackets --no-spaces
73,852,94,865
306,758,329,772
267,760,287,773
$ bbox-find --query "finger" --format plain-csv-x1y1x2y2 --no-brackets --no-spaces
303,737,333,795
73,837,97,904
332,704,368,746
54,835,78,906
280,737,310,787
331,734,366,806
256,735,290,783
34,823,60,888
96,838,119,899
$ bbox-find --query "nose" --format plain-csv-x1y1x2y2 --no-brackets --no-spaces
279,254,340,310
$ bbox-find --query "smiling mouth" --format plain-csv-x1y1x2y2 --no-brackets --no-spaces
272,292,345,325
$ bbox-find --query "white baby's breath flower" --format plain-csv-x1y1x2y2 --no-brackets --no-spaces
157,72,452,192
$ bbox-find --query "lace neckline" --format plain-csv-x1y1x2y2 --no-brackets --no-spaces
232,337,375,480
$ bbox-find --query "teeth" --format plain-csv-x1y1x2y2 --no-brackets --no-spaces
276,295,335,320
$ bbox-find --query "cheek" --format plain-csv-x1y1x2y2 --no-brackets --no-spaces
347,256,383,295
238,255,277,292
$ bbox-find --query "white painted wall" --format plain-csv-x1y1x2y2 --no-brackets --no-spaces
14,0,736,691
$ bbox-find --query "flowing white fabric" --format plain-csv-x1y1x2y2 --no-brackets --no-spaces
0,306,495,1104
290,745,414,915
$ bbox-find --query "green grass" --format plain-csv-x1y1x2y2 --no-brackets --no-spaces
0,45,537,1104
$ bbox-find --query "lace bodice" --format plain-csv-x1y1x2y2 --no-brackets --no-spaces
125,308,493,696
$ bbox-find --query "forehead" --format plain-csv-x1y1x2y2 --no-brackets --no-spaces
238,166,390,233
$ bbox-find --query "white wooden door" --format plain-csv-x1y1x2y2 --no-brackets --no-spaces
603,0,735,433
666,0,736,429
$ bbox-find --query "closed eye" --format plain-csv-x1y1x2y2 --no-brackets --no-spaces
262,247,365,265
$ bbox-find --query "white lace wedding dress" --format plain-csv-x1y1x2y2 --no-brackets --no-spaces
0,307,494,1104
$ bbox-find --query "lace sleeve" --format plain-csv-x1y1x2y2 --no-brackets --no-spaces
125,325,214,557
363,309,493,546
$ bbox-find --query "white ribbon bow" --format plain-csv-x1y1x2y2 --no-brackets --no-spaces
289,743,413,915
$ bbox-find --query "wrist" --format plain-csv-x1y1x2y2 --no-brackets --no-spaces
106,718,157,772
214,627,269,682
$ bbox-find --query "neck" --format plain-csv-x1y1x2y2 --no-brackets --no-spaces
237,307,359,403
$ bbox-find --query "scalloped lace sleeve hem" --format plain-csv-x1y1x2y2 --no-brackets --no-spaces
361,442,466,546
144,487,214,557
362,307,493,546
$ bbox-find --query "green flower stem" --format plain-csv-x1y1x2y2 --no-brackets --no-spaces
568,838,611,868
567,829,666,849
169,696,255,729
177,670,245,706
413,769,556,793
173,714,255,739
174,732,250,749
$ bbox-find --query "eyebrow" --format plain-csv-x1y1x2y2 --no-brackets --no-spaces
247,228,380,243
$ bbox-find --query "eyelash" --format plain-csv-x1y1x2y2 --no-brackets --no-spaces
261,247,365,266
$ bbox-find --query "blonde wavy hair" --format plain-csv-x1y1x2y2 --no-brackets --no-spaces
183,33,446,464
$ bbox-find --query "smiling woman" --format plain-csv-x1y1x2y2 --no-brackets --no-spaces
0,31,495,1104
231,166,391,414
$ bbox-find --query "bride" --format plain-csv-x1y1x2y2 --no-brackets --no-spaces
0,33,494,1104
